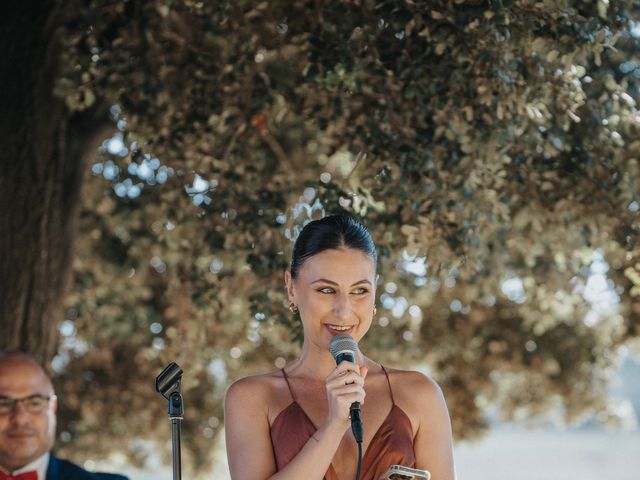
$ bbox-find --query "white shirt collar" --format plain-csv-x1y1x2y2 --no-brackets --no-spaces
1,452,50,479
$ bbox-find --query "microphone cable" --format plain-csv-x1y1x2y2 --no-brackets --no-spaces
350,394,364,480
355,440,362,480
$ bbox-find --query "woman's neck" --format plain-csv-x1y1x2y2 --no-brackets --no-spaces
286,341,368,379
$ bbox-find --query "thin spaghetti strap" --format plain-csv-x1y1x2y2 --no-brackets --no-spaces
380,365,395,405
281,368,297,402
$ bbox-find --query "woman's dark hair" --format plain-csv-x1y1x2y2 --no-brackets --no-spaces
290,214,377,279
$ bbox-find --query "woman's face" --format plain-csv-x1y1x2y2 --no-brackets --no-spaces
286,247,377,349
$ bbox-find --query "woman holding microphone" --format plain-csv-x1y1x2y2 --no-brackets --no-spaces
225,214,455,480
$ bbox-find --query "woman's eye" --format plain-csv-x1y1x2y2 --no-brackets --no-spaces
316,287,368,294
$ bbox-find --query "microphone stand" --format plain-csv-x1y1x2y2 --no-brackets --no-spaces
156,362,184,480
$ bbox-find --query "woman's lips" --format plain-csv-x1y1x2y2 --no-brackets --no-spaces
324,324,354,335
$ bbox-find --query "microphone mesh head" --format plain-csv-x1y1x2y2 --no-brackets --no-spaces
328,334,358,360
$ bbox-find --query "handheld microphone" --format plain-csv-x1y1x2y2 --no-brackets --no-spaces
328,334,364,443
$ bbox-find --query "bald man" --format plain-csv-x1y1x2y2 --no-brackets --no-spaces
0,352,128,480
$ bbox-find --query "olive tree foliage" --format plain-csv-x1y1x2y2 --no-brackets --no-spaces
48,0,640,471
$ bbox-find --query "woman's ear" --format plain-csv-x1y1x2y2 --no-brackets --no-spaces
284,270,295,302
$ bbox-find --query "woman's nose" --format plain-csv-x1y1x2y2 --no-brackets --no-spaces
333,294,352,320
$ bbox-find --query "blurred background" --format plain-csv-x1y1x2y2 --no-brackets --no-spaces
1,1,639,478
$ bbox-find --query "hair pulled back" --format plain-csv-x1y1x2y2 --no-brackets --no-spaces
290,214,377,279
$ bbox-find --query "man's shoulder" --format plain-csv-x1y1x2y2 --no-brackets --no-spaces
48,456,129,480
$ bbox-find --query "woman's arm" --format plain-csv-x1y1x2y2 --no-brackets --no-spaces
404,372,456,480
224,377,280,479
225,363,367,480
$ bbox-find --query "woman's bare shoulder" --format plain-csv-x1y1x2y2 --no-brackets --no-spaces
225,369,285,403
383,367,445,405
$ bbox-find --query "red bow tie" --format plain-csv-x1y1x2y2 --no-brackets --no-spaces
0,471,37,480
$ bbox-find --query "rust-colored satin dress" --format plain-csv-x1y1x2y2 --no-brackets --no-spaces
270,366,416,480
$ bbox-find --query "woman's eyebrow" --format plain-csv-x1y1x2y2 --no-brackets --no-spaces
310,278,372,286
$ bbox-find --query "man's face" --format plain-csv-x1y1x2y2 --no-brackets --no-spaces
0,357,56,471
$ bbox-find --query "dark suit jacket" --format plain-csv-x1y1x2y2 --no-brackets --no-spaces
46,456,129,480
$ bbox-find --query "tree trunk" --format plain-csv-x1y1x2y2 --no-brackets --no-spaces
0,1,110,364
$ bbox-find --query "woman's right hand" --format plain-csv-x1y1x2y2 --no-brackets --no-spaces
324,361,368,429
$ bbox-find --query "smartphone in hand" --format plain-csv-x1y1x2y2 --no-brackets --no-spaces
379,465,431,480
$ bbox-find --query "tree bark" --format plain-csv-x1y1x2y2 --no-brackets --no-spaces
0,1,110,364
